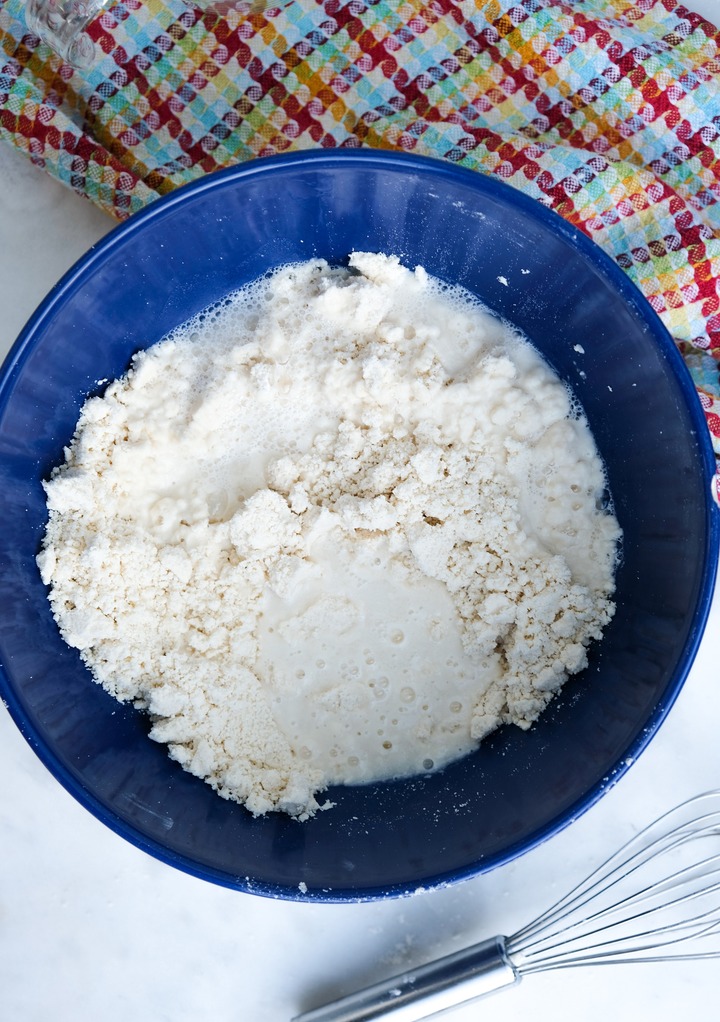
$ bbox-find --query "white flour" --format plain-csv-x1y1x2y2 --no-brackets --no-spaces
38,254,620,819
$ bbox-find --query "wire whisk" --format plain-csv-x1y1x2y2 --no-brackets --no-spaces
293,790,720,1022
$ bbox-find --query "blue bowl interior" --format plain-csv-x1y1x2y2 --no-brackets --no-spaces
0,151,717,900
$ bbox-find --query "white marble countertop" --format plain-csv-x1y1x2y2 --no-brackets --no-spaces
1,12,720,1013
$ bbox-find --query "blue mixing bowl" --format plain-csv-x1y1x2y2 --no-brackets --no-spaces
0,151,717,901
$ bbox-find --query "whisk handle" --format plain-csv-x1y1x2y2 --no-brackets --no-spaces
292,934,518,1022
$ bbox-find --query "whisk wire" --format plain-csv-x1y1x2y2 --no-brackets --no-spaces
514,803,720,948
516,902,720,973
508,791,720,972
517,852,720,959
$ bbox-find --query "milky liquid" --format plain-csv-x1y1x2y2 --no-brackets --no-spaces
256,524,500,785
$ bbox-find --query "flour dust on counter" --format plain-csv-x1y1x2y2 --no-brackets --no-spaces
37,253,621,819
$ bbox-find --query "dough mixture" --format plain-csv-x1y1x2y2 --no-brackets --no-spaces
38,254,621,819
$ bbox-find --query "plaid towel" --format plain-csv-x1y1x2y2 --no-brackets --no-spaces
1,0,719,463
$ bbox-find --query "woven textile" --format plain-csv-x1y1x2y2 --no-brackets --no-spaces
1,0,719,460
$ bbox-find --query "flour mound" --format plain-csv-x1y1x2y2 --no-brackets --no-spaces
38,254,620,820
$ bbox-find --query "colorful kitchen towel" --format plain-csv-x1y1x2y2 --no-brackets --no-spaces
1,0,719,460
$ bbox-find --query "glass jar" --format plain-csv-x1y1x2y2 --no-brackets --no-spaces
25,0,114,69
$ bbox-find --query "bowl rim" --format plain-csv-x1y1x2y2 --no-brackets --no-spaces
1,148,718,902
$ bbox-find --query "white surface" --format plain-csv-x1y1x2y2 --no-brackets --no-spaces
2,19,720,1014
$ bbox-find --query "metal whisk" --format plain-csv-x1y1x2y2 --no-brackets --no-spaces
293,791,720,1022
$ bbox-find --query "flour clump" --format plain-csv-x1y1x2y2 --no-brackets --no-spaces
38,254,621,820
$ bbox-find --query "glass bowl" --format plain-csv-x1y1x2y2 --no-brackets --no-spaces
0,150,717,900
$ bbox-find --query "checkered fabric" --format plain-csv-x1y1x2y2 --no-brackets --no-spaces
1,0,719,461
